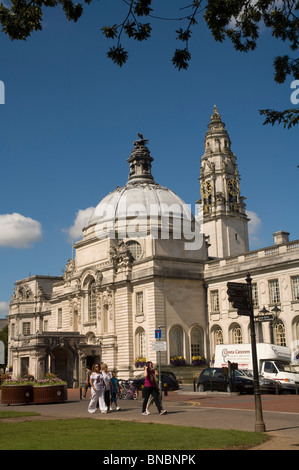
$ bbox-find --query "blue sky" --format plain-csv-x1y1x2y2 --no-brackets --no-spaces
0,0,298,317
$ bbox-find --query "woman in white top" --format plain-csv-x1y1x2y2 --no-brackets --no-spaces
88,363,108,414
101,363,112,411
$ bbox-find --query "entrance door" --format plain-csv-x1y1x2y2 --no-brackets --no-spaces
87,355,101,370
21,357,29,377
52,348,74,387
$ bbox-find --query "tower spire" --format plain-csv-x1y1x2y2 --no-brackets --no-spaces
127,134,154,183
199,106,249,258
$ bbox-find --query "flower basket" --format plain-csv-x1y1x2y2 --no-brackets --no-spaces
1,375,67,405
192,356,206,366
33,384,68,404
170,356,186,367
134,357,146,368
1,385,33,405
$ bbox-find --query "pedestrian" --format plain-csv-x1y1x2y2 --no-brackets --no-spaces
101,363,112,412
82,367,91,398
142,362,166,416
110,370,121,411
88,363,108,414
146,369,160,413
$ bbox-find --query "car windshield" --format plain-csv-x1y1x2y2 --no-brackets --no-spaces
274,361,297,373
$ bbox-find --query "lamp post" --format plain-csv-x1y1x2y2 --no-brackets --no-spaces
271,304,281,344
259,305,281,344
260,306,269,316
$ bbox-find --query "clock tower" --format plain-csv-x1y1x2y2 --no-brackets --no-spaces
199,106,249,258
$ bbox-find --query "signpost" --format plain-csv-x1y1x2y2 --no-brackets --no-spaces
227,282,251,316
227,274,266,433
153,327,166,401
155,329,162,340
152,341,167,351
255,314,275,323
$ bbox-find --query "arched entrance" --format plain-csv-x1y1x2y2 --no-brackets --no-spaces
51,346,75,388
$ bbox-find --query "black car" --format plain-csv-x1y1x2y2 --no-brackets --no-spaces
197,367,254,394
235,370,283,395
132,373,179,391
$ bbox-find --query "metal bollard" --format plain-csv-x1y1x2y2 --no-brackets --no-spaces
164,384,168,396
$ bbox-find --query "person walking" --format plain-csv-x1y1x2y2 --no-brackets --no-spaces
142,362,166,416
101,363,112,412
82,367,91,398
88,364,108,414
146,369,161,414
110,370,121,411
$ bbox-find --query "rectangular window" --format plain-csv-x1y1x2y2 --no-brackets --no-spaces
269,279,280,304
58,308,63,328
211,290,220,313
252,283,259,309
292,276,299,301
22,322,31,336
11,323,15,339
136,292,144,316
88,283,97,321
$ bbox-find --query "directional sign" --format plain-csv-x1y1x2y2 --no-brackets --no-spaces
255,315,275,323
227,282,251,316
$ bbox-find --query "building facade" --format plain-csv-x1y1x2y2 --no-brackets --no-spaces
7,108,299,385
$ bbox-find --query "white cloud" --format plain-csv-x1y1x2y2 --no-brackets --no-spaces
0,213,43,248
64,207,95,242
247,210,262,247
0,302,9,316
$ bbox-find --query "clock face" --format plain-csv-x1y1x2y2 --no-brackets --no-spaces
201,180,213,198
227,178,240,196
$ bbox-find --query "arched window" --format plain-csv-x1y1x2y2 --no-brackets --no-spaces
88,280,97,321
232,326,243,344
214,327,223,346
136,327,146,358
275,321,286,347
190,326,202,357
169,325,184,358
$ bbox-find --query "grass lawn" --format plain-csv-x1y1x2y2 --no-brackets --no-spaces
0,411,40,419
0,417,269,450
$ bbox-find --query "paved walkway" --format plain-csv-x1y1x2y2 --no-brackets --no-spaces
1,386,299,450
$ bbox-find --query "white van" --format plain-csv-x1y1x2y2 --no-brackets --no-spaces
214,343,299,392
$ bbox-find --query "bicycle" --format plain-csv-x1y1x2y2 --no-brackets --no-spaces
118,380,138,400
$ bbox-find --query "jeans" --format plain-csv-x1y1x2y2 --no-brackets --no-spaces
142,387,162,413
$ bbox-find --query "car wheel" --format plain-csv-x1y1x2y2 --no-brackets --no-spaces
198,384,205,392
226,384,231,393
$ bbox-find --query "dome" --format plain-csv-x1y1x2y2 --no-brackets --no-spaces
85,135,199,242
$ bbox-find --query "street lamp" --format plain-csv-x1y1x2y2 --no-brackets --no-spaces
270,304,281,344
271,304,281,318
260,306,269,315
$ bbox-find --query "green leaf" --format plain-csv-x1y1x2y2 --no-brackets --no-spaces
172,48,191,71
107,45,128,67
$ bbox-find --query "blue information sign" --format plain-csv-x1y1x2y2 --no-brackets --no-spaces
155,329,162,339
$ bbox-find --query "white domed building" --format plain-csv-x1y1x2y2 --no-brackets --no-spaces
8,135,208,385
